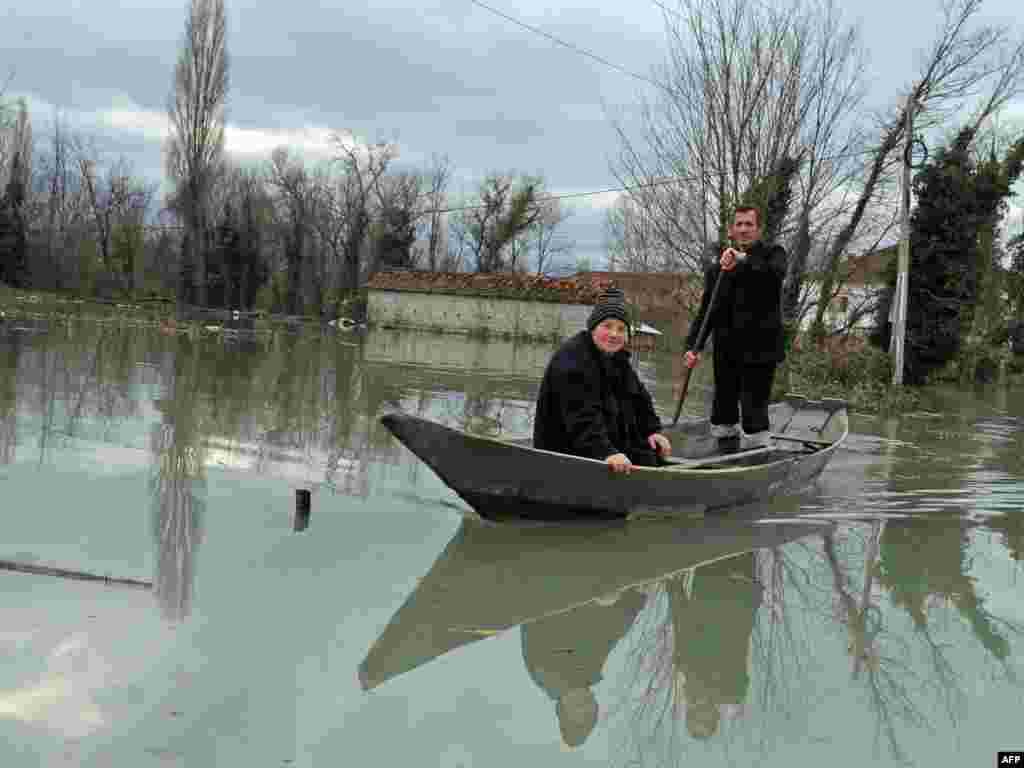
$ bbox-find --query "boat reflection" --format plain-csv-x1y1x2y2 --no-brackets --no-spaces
358,507,827,748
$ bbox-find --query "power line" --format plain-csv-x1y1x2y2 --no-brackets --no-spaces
466,0,673,96
86,141,884,227
427,143,882,214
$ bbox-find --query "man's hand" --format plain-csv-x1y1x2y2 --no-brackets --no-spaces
684,350,701,369
648,433,672,458
719,247,746,272
606,453,633,475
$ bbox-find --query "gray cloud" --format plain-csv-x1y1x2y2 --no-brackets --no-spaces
5,0,1023,266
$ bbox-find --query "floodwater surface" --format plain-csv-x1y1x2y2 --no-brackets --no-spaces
0,319,1022,767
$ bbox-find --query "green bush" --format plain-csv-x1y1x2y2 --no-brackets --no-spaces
255,271,289,314
775,337,922,414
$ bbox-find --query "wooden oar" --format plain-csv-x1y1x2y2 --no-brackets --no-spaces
671,267,727,426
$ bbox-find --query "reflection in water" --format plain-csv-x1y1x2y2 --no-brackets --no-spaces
0,333,18,464
1,319,1023,763
359,501,1024,766
358,513,825,755
669,554,761,740
878,520,1012,662
522,588,646,748
814,518,1023,764
150,340,206,623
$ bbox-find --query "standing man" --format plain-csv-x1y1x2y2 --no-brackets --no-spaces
684,207,787,447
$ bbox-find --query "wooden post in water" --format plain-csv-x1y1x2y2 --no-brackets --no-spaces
294,489,311,532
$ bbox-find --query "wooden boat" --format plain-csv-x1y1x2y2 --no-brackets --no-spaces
359,513,830,691
380,395,849,521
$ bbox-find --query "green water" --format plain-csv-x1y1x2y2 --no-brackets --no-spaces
0,320,1021,767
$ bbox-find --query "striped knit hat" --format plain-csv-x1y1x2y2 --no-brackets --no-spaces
587,287,630,333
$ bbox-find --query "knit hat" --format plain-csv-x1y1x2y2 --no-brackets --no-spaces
587,288,630,333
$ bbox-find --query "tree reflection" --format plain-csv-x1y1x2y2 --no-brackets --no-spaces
611,513,1024,766
0,334,19,464
150,337,206,623
820,525,927,763
876,518,1018,674
814,517,1024,763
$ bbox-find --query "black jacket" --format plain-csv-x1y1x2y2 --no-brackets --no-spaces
533,331,663,464
685,240,787,365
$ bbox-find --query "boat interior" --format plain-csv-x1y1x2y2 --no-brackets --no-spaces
501,396,845,470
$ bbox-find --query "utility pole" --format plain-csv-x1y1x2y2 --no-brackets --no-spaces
890,91,915,385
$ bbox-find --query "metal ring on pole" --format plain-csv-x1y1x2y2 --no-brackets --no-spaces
904,136,929,169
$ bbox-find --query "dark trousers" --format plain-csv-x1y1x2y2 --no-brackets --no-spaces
712,352,776,434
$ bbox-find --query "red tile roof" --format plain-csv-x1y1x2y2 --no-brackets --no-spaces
365,270,620,305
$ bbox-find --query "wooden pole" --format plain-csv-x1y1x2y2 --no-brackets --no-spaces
891,91,915,385
671,269,727,426
0,560,152,589
294,489,311,532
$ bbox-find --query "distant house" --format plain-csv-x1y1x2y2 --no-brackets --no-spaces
801,246,896,333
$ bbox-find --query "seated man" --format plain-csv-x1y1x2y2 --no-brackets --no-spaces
533,288,672,474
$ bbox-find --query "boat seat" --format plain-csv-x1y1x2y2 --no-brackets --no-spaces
661,446,779,469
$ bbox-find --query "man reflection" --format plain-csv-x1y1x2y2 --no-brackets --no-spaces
521,587,646,748
670,553,762,739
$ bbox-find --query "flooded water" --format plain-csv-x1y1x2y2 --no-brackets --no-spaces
1,319,1022,767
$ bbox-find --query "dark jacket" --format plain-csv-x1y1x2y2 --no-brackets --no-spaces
533,330,663,465
685,240,787,365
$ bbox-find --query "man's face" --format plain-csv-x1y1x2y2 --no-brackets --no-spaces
591,318,627,354
729,210,761,248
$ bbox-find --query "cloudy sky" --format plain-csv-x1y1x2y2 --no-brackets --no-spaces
3,0,1022,268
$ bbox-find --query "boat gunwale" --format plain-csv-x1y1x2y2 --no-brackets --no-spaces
383,403,850,477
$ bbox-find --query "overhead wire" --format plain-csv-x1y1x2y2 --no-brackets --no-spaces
466,0,674,97
144,0,891,224
439,0,885,216
424,142,882,215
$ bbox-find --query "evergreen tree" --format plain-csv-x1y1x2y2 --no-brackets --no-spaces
0,150,28,287
371,205,417,271
239,193,267,309
211,202,242,308
873,128,1024,384
740,155,801,245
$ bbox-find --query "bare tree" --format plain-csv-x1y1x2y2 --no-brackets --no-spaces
455,174,544,272
605,195,676,273
613,0,1024,341
529,198,574,275
327,133,394,293
0,98,31,287
0,70,20,189
268,147,317,315
165,0,229,307
78,150,155,279
444,207,471,272
613,0,868,314
808,0,1024,333
424,153,451,271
